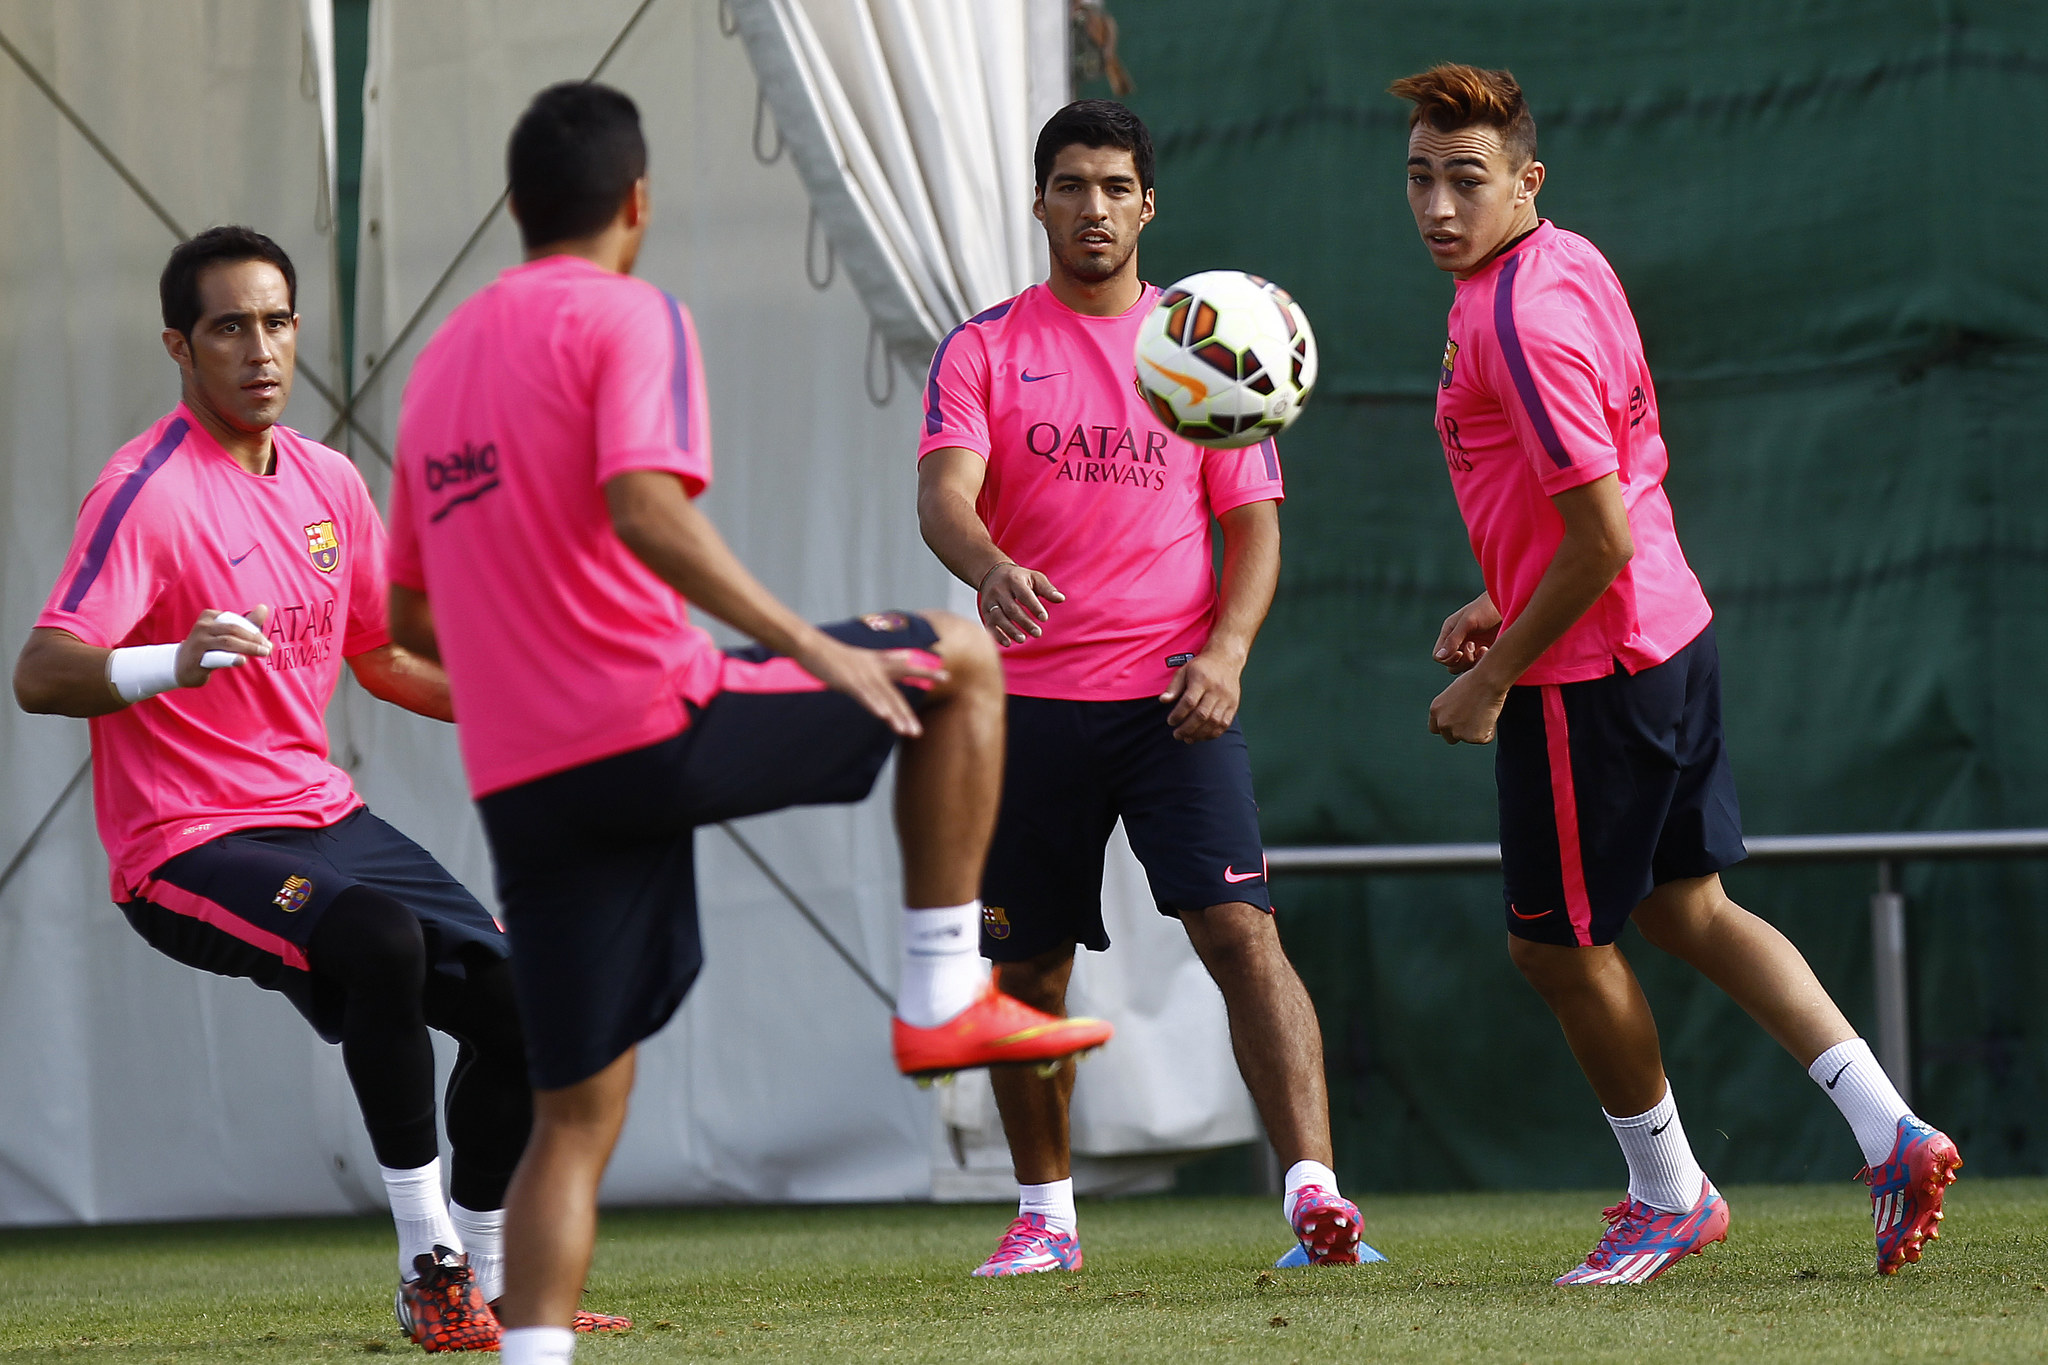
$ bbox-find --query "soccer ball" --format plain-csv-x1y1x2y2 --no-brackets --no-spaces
1133,270,1318,448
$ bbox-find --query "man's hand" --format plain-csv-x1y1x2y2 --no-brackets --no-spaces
791,630,947,738
175,605,272,687
979,561,1065,646
1428,665,1509,745
1433,592,1501,675
1160,649,1243,743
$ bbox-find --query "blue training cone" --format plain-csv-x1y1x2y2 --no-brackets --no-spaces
1275,1239,1388,1268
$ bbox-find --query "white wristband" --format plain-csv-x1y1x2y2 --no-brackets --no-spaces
107,643,182,704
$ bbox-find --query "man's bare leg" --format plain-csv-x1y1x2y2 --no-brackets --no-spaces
1507,936,1669,1117
988,945,1080,1183
496,1047,635,1331
1180,902,1332,1167
894,611,1003,908
1632,874,1854,1067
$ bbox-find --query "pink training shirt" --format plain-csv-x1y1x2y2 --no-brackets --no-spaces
1436,221,1711,684
36,406,391,898
389,255,718,797
919,282,1284,700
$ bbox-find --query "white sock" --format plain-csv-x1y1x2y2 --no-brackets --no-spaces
500,1325,575,1365
380,1160,460,1281
449,1203,506,1303
897,902,986,1027
1809,1038,1912,1166
1019,1177,1077,1235
1605,1087,1707,1215
1282,1159,1340,1223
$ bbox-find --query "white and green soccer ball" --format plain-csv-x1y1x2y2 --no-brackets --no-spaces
1133,269,1318,448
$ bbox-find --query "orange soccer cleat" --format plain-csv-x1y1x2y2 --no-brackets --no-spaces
395,1246,500,1352
892,978,1112,1081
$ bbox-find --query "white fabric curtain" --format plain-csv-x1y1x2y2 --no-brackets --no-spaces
0,0,1253,1225
0,0,362,1224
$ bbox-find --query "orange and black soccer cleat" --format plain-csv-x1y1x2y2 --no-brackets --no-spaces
395,1246,500,1352
892,978,1112,1081
489,1300,633,1335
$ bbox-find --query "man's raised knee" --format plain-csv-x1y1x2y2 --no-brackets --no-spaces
918,609,1001,694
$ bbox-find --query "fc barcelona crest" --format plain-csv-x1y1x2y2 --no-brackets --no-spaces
273,875,312,913
304,519,340,574
1440,339,1459,390
982,904,1011,940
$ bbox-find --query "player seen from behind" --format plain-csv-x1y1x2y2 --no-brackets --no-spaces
1392,63,1960,1284
9,227,628,1351
917,100,1369,1275
384,83,1111,1365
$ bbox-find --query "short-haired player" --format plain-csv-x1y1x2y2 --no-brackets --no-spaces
918,100,1369,1275
385,83,1111,1365
1390,64,1960,1283
11,227,628,1351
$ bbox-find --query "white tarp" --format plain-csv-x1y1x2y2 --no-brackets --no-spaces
0,0,1253,1225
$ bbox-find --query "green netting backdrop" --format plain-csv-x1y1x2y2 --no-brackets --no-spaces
1094,0,2048,1190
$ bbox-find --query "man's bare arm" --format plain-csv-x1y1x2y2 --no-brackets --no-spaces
605,470,938,736
1429,473,1632,744
348,643,454,723
915,447,1065,645
15,610,274,718
387,584,441,665
1161,499,1281,743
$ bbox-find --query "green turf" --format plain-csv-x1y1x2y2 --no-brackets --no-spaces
2,1182,2044,1362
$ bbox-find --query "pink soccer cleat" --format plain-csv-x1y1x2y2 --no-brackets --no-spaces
1554,1177,1729,1285
1861,1115,1962,1274
1289,1185,1365,1265
970,1213,1082,1277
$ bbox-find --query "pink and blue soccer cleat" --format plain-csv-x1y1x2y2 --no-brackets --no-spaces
971,1213,1082,1277
1282,1186,1374,1266
1861,1115,1962,1274
1554,1177,1729,1285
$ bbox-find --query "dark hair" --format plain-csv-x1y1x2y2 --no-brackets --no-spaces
159,226,297,338
1034,99,1154,193
1387,64,1537,168
507,81,647,249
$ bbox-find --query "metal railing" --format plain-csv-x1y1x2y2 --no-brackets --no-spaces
1266,829,2048,1105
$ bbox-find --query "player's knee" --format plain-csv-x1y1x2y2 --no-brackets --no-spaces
1507,932,1583,991
920,609,999,688
995,954,1071,1014
1185,903,1277,979
312,887,427,999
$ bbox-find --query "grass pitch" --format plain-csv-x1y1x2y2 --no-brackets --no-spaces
2,1181,2044,1363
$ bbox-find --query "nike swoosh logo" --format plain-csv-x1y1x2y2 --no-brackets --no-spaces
1510,905,1549,920
228,546,258,566
1223,867,1262,884
1139,353,1209,404
1827,1061,1853,1089
1650,1119,1672,1135
1020,370,1065,382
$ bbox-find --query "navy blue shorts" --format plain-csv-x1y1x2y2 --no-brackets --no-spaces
980,695,1270,962
120,806,507,1042
476,612,941,1090
1495,624,1746,947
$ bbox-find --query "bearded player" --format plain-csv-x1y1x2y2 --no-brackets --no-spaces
385,83,1110,1365
9,227,632,1351
917,100,1369,1276
1392,64,1960,1283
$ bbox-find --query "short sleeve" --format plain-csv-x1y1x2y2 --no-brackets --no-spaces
34,472,175,648
385,443,425,592
343,472,393,657
1492,294,1620,495
590,285,713,496
1202,437,1285,516
916,322,992,460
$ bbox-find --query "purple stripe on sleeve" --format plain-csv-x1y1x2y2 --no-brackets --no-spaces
1492,254,1572,470
663,293,693,452
1260,438,1279,481
59,418,188,612
923,298,1015,437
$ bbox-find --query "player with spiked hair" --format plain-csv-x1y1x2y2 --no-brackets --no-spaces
1391,62,1961,1283
917,99,1369,1275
